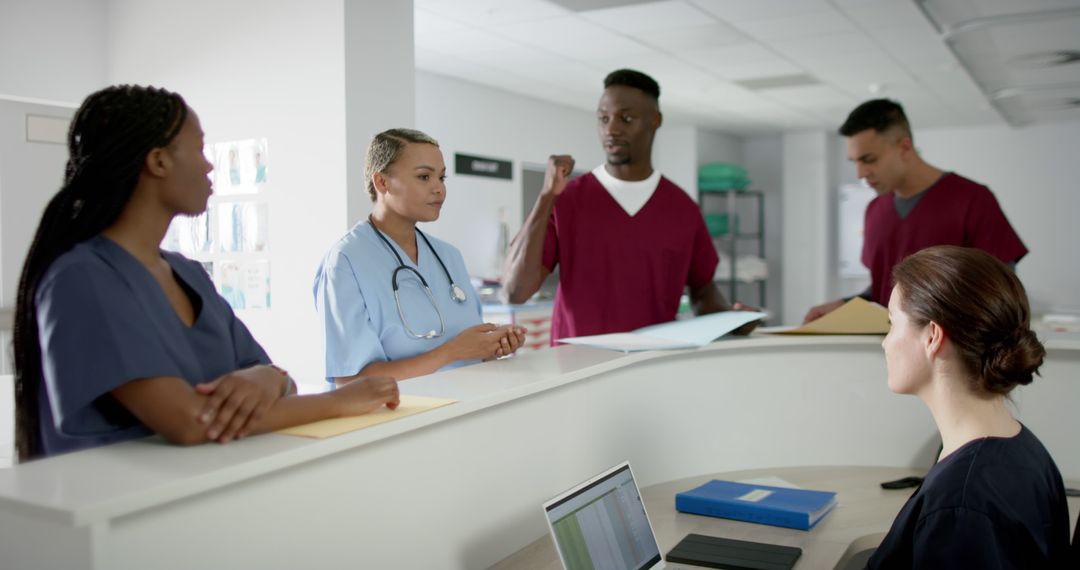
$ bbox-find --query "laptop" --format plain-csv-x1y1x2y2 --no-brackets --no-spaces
543,462,803,570
542,461,672,570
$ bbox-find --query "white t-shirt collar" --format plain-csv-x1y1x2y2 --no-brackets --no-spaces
591,164,660,217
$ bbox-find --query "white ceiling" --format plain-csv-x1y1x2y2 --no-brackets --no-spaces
414,0,1080,134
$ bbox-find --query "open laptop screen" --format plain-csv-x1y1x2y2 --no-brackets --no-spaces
543,462,663,570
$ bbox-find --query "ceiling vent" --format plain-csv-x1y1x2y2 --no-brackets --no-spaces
916,0,1080,126
1012,50,1080,69
547,0,657,11
735,74,820,91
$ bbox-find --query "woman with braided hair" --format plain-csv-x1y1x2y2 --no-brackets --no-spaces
13,85,399,461
866,245,1070,568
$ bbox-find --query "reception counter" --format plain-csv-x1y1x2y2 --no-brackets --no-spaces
0,335,1077,569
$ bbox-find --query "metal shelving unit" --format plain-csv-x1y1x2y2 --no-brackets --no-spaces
699,189,766,307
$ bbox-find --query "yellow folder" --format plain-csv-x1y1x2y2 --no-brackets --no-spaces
767,297,889,335
277,394,456,439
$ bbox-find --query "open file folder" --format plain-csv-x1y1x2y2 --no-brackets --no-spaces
760,297,889,335
557,310,768,352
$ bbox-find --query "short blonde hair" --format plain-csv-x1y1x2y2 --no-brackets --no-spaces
365,128,439,201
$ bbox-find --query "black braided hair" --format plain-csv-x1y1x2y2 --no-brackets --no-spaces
12,85,187,461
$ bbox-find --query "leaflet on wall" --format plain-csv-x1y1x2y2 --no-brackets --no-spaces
216,202,269,253
162,138,271,310
214,260,271,310
209,138,269,195
162,211,212,254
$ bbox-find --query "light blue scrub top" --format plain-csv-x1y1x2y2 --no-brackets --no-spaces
313,221,482,380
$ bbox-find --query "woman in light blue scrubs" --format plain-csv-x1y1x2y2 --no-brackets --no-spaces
314,129,525,383
12,85,400,461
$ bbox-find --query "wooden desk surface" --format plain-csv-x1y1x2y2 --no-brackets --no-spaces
492,465,1080,570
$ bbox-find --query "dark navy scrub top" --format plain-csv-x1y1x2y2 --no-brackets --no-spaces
866,424,1071,569
34,235,270,456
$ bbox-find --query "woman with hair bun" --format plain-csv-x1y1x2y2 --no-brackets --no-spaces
866,245,1071,568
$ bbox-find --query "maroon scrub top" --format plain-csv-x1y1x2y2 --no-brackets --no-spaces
542,173,718,343
862,172,1028,306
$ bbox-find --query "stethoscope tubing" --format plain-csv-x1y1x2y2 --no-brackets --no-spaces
369,216,466,339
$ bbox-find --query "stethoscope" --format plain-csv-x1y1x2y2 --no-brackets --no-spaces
368,216,467,339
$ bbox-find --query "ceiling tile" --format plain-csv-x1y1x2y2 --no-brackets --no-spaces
761,84,857,107
800,51,913,83
453,43,577,70
496,16,654,60
594,52,720,92
732,11,858,41
835,1,933,31
708,59,806,81
680,42,785,66
580,1,717,33
415,8,469,36
416,0,570,25
873,27,955,67
688,0,834,23
770,33,880,60
547,0,660,11
636,22,748,51
416,28,525,57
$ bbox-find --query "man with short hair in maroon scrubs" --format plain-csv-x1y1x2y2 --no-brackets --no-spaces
803,99,1027,323
502,69,756,344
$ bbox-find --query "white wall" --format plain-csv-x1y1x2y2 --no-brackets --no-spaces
107,0,350,381
0,101,76,375
652,124,698,200
743,135,784,318
0,0,107,104
697,128,744,167
781,130,835,325
414,71,602,280
913,122,1080,314
344,0,415,226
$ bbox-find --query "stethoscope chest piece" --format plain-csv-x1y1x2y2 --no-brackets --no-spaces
450,284,467,304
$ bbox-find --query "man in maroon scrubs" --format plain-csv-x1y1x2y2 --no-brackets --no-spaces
804,99,1027,323
502,69,754,344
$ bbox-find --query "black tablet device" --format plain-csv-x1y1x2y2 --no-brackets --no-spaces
665,533,802,570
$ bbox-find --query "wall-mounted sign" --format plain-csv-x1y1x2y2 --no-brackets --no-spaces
455,153,512,180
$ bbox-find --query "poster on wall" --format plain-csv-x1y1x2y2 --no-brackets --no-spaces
214,260,271,310
838,183,875,278
162,211,212,254
162,137,272,309
216,202,269,253
209,138,269,194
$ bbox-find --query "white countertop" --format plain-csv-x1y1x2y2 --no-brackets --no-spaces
0,333,1075,528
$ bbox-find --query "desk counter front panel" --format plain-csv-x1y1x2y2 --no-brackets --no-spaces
0,336,1076,569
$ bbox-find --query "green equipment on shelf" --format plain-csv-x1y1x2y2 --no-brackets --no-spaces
704,213,732,237
699,162,750,192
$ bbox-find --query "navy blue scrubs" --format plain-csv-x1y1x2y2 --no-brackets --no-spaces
34,236,269,456
867,424,1071,568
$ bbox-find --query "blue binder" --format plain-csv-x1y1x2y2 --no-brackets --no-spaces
675,480,837,531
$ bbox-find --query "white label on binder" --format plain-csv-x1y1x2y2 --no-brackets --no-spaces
736,489,773,502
